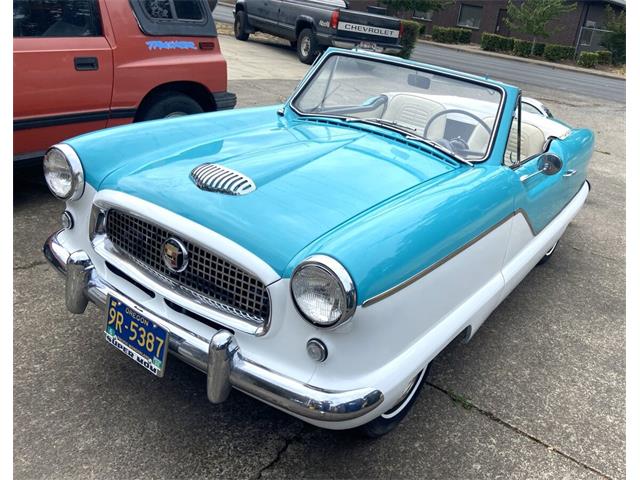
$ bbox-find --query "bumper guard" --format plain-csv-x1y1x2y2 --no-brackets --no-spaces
43,230,383,423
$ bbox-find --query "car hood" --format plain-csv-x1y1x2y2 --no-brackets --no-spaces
72,108,457,276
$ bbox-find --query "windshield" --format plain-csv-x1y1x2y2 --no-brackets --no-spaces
291,54,504,162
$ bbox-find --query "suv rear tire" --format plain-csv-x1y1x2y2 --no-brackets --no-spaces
234,11,249,41
138,92,204,121
297,28,318,64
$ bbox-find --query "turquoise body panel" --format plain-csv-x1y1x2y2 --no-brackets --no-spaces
69,106,458,275
510,128,594,234
64,49,592,305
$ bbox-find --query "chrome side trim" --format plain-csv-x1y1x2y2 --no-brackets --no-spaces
43,230,384,423
362,181,588,307
362,212,517,308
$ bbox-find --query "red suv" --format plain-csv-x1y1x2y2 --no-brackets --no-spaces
14,0,234,165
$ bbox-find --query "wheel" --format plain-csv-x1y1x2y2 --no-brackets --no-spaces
137,92,203,122
234,11,249,41
537,240,559,266
296,28,319,64
358,363,432,438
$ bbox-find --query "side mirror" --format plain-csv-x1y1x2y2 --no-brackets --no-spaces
520,153,563,182
538,153,563,175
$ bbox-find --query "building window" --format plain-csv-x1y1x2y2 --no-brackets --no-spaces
457,4,482,29
413,10,434,21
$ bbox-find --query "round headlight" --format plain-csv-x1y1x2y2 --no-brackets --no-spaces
43,145,84,200
291,255,356,328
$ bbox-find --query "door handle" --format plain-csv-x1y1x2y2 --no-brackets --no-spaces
74,56,99,71
563,169,577,177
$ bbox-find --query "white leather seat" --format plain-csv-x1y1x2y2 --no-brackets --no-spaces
469,117,546,165
382,93,445,137
504,122,546,165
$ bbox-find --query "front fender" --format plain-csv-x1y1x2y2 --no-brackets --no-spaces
286,165,518,305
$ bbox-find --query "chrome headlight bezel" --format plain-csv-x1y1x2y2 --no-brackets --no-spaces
43,144,85,201
290,255,357,328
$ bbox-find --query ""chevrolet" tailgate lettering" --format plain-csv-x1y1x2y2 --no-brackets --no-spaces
337,22,399,38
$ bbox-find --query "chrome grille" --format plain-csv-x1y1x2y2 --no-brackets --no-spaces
105,209,270,323
190,163,256,195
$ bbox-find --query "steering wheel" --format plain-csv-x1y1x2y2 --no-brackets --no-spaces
423,109,492,158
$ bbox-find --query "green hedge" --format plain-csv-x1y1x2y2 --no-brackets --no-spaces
480,33,514,52
595,50,612,64
577,51,598,68
397,20,422,59
543,43,575,62
432,26,472,44
513,39,533,57
457,28,472,44
602,30,625,64
533,42,546,57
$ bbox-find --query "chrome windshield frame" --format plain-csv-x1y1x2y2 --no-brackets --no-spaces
287,49,507,163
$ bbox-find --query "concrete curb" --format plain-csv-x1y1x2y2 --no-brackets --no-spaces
417,39,625,80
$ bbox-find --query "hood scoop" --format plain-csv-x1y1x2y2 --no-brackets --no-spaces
190,163,256,195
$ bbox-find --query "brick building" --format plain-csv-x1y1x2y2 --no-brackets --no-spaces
348,0,625,49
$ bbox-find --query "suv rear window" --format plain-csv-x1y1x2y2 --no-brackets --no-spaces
130,0,217,37
143,0,203,20
13,0,102,37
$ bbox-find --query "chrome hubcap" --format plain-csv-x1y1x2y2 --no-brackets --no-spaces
301,37,311,57
166,111,187,118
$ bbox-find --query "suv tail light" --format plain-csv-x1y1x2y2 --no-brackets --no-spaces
330,10,339,29
399,22,404,38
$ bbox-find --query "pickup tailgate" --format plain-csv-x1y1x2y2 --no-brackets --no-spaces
336,10,401,44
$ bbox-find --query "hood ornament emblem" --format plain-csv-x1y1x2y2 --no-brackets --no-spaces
161,237,189,273
190,163,256,195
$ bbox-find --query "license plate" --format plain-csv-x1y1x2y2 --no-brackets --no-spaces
358,41,382,52
105,295,169,377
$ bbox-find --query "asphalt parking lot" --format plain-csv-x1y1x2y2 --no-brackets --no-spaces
14,33,625,479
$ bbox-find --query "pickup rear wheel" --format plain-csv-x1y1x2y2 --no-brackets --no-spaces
138,92,204,121
297,28,319,64
358,363,431,438
234,11,249,41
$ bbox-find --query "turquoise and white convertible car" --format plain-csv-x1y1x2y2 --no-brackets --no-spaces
43,49,593,437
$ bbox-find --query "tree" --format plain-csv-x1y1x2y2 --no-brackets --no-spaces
506,0,576,55
378,0,449,16
601,5,625,64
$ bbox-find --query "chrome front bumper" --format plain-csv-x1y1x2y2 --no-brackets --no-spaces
43,230,383,423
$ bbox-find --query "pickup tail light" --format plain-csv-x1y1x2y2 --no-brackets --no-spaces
399,22,404,38
330,9,339,29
